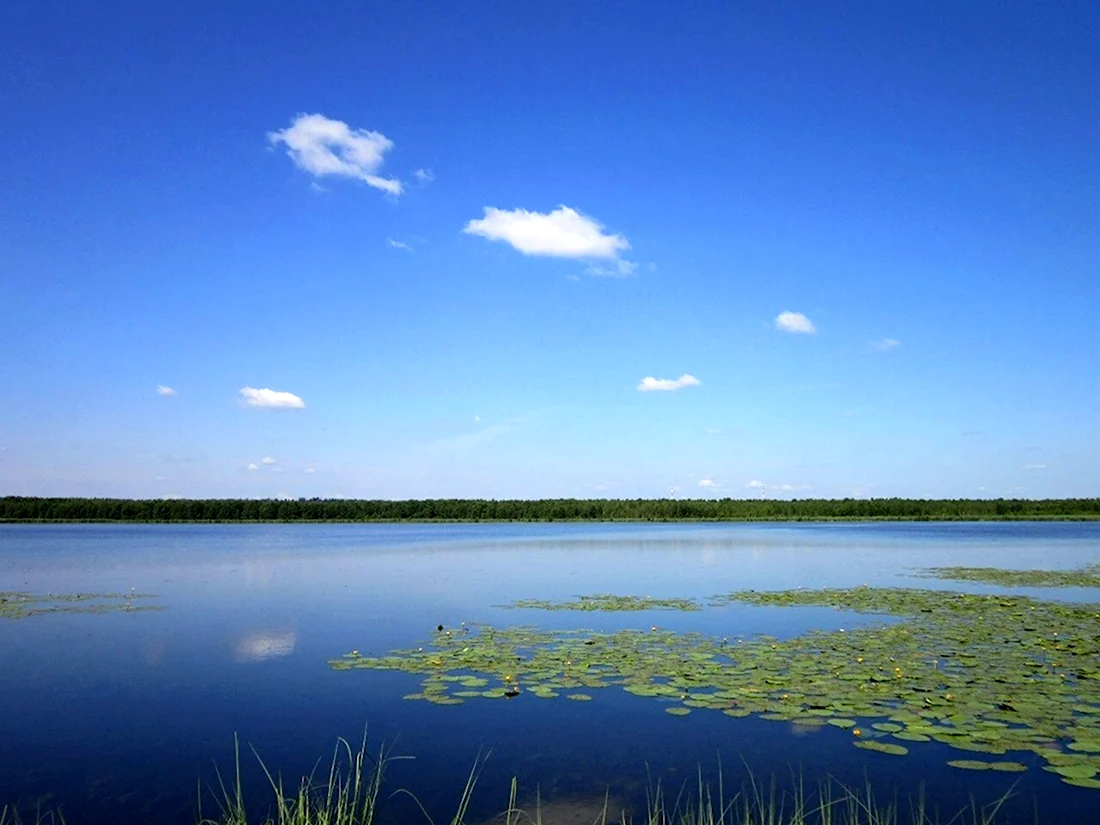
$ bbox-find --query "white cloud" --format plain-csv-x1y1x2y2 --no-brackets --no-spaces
413,168,434,184
240,387,306,409
1023,463,1047,471
387,238,413,251
585,259,638,278
698,478,717,488
156,385,178,397
267,113,403,195
703,428,726,435
871,338,901,351
464,206,629,259
247,463,259,471
747,480,766,489
637,374,700,392
304,468,316,474
261,456,277,465
775,311,816,334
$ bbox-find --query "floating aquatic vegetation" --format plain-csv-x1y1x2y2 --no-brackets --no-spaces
333,584,1100,788
854,740,908,756
915,564,1100,588
0,590,160,620
502,594,701,611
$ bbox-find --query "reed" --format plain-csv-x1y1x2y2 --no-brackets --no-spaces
2,741,1030,825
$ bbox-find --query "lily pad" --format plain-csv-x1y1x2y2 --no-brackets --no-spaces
947,760,992,771
854,741,908,756
828,718,858,729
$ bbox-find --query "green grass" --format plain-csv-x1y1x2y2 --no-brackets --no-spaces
0,739,1033,825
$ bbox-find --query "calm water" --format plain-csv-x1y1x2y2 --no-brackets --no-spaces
1,522,1099,824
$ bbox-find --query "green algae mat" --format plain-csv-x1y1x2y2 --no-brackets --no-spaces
0,590,160,620
332,572,1100,789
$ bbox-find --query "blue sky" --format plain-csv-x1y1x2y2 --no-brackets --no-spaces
1,1,1097,500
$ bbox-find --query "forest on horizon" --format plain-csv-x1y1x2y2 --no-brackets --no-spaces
1,496,1098,523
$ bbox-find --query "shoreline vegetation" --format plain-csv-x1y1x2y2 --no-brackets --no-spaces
1,735,1023,825
1,496,1098,524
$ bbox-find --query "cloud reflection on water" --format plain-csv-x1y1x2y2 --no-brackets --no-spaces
234,630,297,662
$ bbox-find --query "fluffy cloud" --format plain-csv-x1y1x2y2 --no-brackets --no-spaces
268,113,403,195
387,238,413,251
413,168,434,184
871,338,901,351
240,387,306,409
304,468,316,474
261,456,277,465
698,478,717,488
156,385,178,397
747,480,766,489
775,311,816,334
464,206,629,259
636,374,701,392
247,463,259,471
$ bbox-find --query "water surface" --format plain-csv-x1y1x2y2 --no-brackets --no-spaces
1,522,1098,823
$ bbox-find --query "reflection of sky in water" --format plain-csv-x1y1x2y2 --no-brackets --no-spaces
234,630,296,662
0,522,1098,824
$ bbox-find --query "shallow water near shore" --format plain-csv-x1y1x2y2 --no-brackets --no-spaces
2,521,1099,824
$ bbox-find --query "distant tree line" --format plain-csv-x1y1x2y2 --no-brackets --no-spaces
1,496,1098,522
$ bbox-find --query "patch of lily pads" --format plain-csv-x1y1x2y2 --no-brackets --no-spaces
914,564,1100,588
0,590,160,620
332,580,1100,789
502,594,701,611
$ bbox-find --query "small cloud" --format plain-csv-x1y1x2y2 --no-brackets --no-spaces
747,480,766,489
698,478,717,488
267,113,403,195
776,311,816,334
637,374,700,392
473,415,481,423
387,238,413,251
247,463,259,471
871,338,901,351
703,428,726,435
304,468,316,474
1023,463,1047,471
261,456,277,465
156,385,178,397
585,259,638,278
464,205,629,259
413,168,434,184
309,181,328,194
240,387,306,409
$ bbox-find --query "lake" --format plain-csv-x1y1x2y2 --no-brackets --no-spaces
1,521,1099,824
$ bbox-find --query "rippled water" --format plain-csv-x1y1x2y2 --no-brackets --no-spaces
1,522,1098,824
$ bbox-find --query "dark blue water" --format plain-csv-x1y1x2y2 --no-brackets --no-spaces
1,522,1098,824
